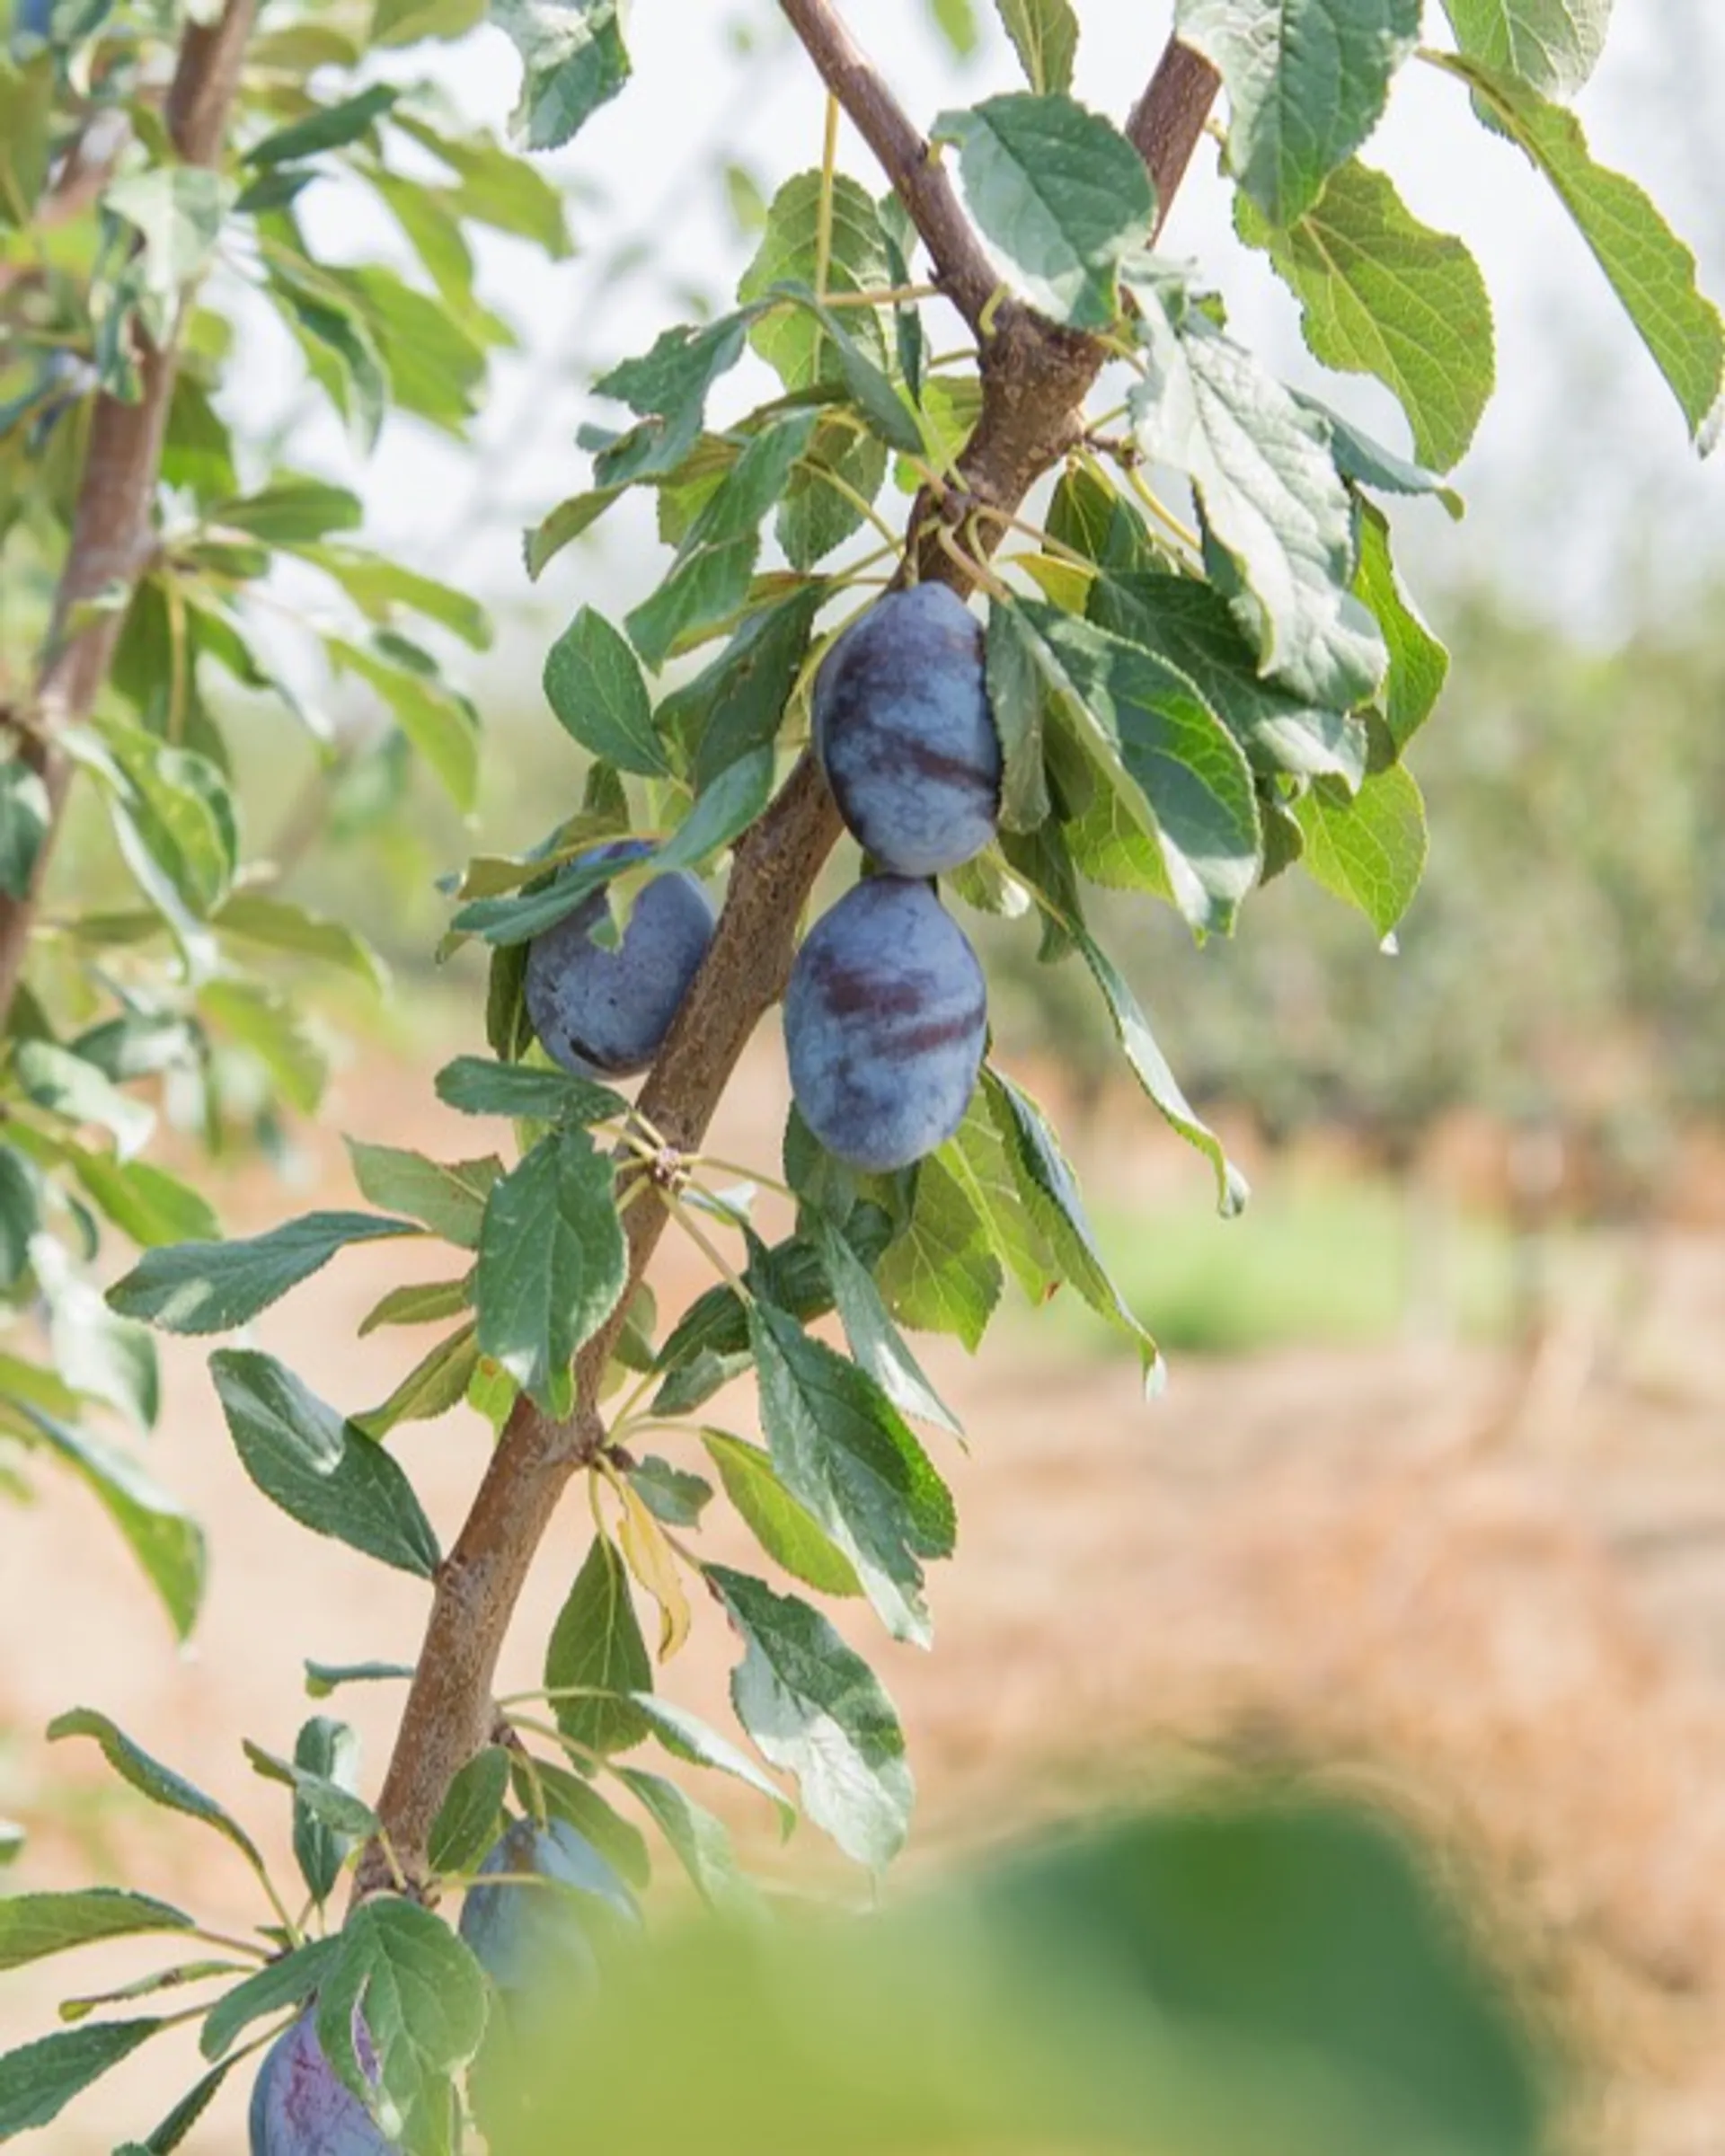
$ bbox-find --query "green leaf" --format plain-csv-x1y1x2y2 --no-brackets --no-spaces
1295,764,1428,933
291,1717,360,1905
1437,57,1724,446
109,1211,418,1335
434,1056,626,1125
475,1128,625,1413
208,1349,441,1578
0,2021,164,2141
209,476,362,543
627,1696,793,1823
354,1324,480,1438
429,1746,510,1875
0,54,54,231
612,1768,756,1909
1303,396,1465,515
121,2054,236,2152
1236,161,1493,471
199,1940,339,2063
809,1217,960,1434
1070,932,1250,1216
876,1156,1003,1350
346,1140,499,1250
1176,0,1419,225
491,0,631,150
82,719,238,924
0,1891,194,1975
214,891,387,992
1132,300,1386,708
709,1568,913,1869
591,314,754,487
523,486,626,579
41,1259,159,1433
199,977,327,1114
703,1433,863,1599
47,1710,266,1872
358,1277,473,1338
0,1147,34,1288
545,1533,653,1755
102,168,235,335
654,746,774,876
246,84,396,166
326,637,480,811
629,1455,712,1528
994,600,1261,933
1089,571,1367,790
15,1039,154,1160
983,602,1053,833
665,588,824,790
521,1763,651,1887
932,93,1155,328
0,762,49,901
266,266,389,453
1438,0,1612,95
305,548,491,653
942,1093,1061,1303
739,174,891,390
994,0,1078,93
748,1303,953,1647
374,0,487,42
625,414,818,670
1353,505,1447,754
20,1411,205,1639
772,291,924,454
544,606,669,775
984,1072,1161,1379
315,1897,487,2143
305,1660,416,1700
779,420,889,570
64,1150,220,1249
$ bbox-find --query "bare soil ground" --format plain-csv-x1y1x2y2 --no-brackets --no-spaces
4,1038,1724,2152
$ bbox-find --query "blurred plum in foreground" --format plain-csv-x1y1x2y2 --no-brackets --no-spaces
248,2008,387,2156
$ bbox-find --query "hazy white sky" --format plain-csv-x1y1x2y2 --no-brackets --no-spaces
289,1,1724,647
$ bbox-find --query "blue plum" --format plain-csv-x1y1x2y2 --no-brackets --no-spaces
249,2008,386,2156
525,841,715,1078
783,876,987,1172
813,582,1001,877
459,1816,635,1998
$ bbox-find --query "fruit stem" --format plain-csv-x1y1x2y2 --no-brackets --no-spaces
820,282,941,308
794,455,902,547
670,1195,755,1300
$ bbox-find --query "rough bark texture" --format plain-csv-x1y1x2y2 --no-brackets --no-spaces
362,12,1223,1893
0,0,258,1025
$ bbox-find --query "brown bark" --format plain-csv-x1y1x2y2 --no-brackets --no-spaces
362,13,1223,1892
0,1,258,1025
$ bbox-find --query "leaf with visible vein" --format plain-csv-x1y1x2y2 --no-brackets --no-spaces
1177,0,1420,225
1440,56,1722,446
1295,764,1429,934
109,1211,418,1335
1237,161,1493,471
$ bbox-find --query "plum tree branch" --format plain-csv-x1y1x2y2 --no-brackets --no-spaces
0,0,257,1029
361,13,1222,1895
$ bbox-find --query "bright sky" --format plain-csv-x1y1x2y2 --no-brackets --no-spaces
291,1,1724,649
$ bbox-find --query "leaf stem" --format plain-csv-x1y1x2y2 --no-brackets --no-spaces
815,91,840,302
670,1196,754,1300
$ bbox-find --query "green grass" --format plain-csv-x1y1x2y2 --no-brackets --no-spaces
1052,1172,1521,1358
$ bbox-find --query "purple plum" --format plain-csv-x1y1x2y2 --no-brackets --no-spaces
525,841,715,1078
783,876,987,1172
458,1816,635,1997
248,2008,386,2156
813,583,1001,877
